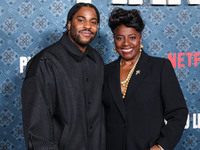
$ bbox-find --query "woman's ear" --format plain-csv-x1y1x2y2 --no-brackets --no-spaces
140,35,142,44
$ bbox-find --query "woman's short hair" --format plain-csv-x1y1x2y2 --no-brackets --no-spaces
108,7,145,34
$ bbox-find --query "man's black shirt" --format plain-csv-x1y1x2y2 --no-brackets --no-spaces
22,32,105,150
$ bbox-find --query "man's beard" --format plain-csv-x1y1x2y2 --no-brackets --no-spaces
69,25,96,47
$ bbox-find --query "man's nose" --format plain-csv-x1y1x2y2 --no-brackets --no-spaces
83,21,91,29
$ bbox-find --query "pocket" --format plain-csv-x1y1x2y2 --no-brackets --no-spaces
29,133,58,150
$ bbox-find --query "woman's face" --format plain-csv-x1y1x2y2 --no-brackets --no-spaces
114,24,142,61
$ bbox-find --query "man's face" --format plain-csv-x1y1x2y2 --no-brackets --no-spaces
67,6,98,47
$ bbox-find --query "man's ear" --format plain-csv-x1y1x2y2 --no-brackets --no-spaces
67,21,71,31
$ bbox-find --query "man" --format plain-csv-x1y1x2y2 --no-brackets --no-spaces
21,3,105,150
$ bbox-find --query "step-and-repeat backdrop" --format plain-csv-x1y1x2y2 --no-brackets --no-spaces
0,0,199,149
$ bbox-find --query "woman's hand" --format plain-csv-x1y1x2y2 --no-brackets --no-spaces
150,145,162,150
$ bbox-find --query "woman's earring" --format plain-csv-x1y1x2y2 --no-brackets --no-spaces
140,45,143,52
113,46,117,53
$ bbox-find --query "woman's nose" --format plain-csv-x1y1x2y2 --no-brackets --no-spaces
123,38,130,46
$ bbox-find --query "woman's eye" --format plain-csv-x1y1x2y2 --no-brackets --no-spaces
116,37,122,41
130,37,136,40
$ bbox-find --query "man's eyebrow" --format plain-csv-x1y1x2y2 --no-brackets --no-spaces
76,16,97,20
76,16,85,19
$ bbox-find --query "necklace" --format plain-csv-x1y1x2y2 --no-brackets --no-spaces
120,52,141,99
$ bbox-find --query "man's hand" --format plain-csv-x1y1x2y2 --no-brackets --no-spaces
150,145,162,150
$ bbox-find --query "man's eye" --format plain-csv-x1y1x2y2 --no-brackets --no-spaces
91,21,97,25
78,19,84,22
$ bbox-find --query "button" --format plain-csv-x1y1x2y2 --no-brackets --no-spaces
86,78,89,82
90,126,93,130
88,101,91,105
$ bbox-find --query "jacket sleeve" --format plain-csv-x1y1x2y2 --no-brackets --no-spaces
157,59,188,150
21,58,59,150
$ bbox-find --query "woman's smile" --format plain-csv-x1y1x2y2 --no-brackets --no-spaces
120,48,134,53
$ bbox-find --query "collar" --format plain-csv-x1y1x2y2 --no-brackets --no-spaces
60,32,96,63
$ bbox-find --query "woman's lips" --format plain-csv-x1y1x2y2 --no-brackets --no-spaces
121,48,133,53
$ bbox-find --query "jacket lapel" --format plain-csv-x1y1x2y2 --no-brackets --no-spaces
108,58,127,121
125,51,152,101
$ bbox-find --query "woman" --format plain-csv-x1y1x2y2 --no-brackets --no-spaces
103,8,188,150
